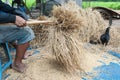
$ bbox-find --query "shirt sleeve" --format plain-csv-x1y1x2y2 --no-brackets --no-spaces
0,11,16,23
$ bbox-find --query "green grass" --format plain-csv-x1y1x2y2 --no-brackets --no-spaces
82,1,120,10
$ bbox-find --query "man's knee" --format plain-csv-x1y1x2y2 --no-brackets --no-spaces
17,26,35,44
23,26,35,37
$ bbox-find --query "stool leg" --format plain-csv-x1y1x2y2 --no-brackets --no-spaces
1,43,8,59
1,43,12,79
0,43,2,80
0,59,2,80
2,43,12,62
5,43,12,62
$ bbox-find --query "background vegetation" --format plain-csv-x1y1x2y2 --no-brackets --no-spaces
82,1,120,9
25,0,120,10
2,0,120,10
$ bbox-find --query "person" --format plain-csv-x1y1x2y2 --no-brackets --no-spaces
0,0,35,73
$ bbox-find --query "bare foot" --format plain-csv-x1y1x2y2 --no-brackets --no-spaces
23,50,33,59
12,63,26,73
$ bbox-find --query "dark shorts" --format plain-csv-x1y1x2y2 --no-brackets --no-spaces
0,24,35,44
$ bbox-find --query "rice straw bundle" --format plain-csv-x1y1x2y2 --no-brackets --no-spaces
46,1,86,73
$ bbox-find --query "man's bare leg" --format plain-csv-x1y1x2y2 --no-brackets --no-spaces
12,42,32,59
12,42,29,73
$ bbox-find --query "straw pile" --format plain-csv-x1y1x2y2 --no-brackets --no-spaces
28,1,120,49
78,8,106,42
29,16,50,48
109,26,120,48
29,1,107,48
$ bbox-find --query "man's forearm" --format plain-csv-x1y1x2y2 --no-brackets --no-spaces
0,11,15,23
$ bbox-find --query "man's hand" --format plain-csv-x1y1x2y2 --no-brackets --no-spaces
15,16,27,27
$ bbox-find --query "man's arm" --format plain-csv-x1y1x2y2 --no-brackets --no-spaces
0,11,16,23
0,11,26,27
0,0,27,25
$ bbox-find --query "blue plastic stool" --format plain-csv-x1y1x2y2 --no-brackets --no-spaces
0,43,12,80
